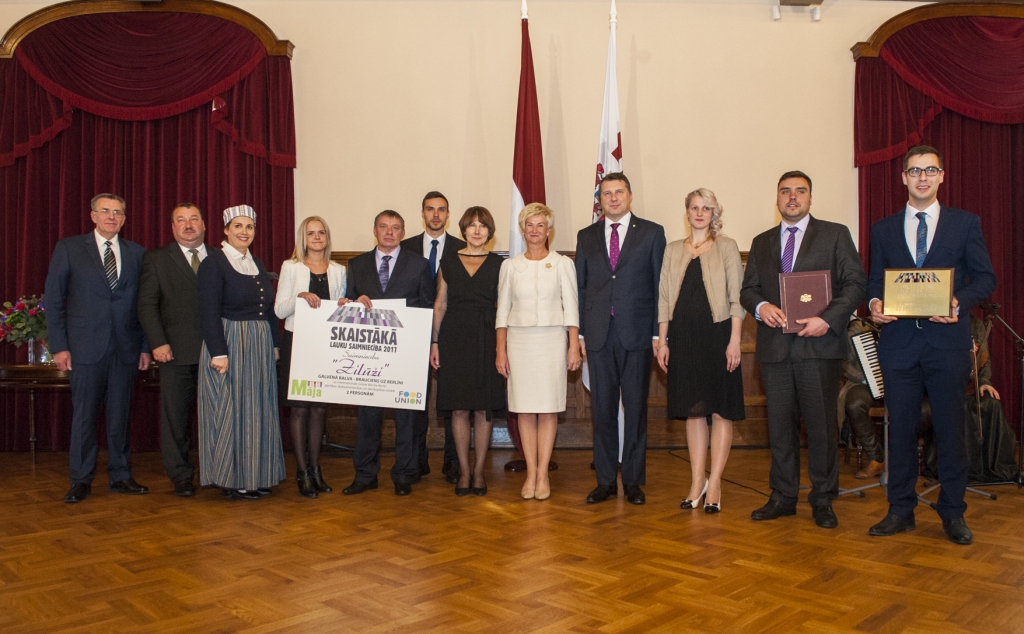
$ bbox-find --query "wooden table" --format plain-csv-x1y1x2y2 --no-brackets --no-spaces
0,363,70,464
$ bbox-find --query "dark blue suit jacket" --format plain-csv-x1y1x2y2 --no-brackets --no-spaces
575,214,666,351
44,232,148,364
868,206,996,352
346,248,435,308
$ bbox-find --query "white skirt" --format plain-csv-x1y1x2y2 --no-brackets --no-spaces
506,326,567,414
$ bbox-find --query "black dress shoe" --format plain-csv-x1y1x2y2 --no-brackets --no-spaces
751,500,797,521
64,483,91,503
868,513,916,536
224,489,260,500
624,485,645,505
256,488,272,496
409,473,423,484
395,482,412,496
443,462,461,484
942,517,973,545
419,464,431,477
342,480,378,495
812,504,839,529
471,476,487,497
109,478,149,495
297,470,319,499
310,465,333,493
586,484,617,504
173,481,196,497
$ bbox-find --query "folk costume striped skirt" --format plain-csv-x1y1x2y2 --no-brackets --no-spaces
198,318,285,490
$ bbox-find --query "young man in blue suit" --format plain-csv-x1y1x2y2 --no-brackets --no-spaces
44,194,152,503
576,172,667,505
867,146,997,545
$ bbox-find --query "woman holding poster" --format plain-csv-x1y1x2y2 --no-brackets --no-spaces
496,203,581,501
197,205,285,500
430,207,505,497
275,216,347,499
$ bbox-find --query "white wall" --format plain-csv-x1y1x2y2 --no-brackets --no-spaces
0,1,926,250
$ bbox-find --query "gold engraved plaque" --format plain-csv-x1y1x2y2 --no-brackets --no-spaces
882,268,954,318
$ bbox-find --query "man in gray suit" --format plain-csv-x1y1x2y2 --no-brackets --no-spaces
740,171,866,528
137,203,207,497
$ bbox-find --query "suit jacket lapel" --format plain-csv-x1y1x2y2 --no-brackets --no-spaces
615,217,641,269
792,217,816,272
169,243,199,285
385,249,407,297
84,233,115,295
922,206,950,268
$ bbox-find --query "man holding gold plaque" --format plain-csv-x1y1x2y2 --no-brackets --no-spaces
867,145,997,545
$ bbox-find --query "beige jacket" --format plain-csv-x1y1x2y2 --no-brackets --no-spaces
658,234,745,324
496,252,580,328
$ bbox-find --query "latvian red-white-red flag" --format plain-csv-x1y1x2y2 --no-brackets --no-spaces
509,0,545,258
592,0,622,224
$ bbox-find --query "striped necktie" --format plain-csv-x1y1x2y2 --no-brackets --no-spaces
915,211,928,268
378,255,392,292
781,227,798,274
103,241,118,290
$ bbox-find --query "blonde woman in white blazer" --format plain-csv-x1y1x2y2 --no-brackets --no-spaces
274,216,347,498
496,203,581,501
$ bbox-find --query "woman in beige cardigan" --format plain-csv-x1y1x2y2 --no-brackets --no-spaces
656,189,745,513
496,203,581,501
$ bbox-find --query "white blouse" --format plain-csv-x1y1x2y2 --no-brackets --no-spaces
496,251,579,329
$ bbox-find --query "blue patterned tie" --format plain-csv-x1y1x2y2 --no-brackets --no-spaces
428,239,439,280
378,255,391,292
915,211,928,268
781,227,798,274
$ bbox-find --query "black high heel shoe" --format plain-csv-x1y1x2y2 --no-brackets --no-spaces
455,476,472,496
471,475,487,497
310,465,333,493
296,470,318,498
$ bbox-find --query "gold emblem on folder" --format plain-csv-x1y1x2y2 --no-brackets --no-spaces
800,294,812,303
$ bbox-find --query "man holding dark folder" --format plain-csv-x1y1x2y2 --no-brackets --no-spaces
866,146,996,545
741,171,866,528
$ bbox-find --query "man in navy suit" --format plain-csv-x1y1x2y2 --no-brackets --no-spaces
342,210,435,497
44,194,152,503
867,145,996,545
576,172,667,505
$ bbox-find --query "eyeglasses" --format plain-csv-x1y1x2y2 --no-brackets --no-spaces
93,208,124,216
904,167,942,178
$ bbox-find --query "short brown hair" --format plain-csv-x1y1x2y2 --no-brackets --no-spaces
777,171,812,193
91,193,126,211
458,206,495,240
171,202,202,219
422,191,449,209
904,145,944,170
374,209,405,229
600,172,631,193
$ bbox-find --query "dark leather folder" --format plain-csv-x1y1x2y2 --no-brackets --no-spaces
779,270,832,334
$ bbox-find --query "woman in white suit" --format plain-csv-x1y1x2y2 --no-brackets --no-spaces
496,203,581,501
275,216,347,498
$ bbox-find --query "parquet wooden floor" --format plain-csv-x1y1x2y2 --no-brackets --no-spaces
1,448,1023,633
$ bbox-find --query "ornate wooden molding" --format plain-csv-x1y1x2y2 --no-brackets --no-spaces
0,0,293,59
852,2,1024,60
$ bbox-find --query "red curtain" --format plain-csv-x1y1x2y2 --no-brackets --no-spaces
856,16,1024,437
0,11,296,452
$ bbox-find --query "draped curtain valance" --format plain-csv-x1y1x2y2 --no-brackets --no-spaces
0,11,295,168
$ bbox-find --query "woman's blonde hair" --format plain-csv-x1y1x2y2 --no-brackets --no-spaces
518,202,555,235
290,215,333,261
684,188,724,239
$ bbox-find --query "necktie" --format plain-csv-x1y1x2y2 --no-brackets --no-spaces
609,223,621,270
781,227,798,274
428,239,439,280
378,254,392,292
189,248,200,274
103,240,118,290
915,211,928,268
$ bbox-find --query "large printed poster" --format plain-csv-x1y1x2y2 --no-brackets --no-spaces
287,300,432,409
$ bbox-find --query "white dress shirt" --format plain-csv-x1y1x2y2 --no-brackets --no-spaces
755,214,811,321
903,200,940,258
93,230,122,278
605,212,632,256
375,246,401,284
221,241,258,275
177,242,208,265
422,233,447,274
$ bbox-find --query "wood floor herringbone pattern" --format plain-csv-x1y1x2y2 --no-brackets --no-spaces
1,449,1023,633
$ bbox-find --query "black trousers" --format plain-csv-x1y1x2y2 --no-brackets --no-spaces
354,406,418,485
881,332,971,520
68,339,138,485
158,363,198,485
762,356,842,507
587,317,652,487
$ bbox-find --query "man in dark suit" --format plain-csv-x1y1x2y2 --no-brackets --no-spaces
137,203,207,497
740,171,866,528
576,172,667,505
866,146,996,545
399,191,466,483
343,210,435,496
44,194,152,503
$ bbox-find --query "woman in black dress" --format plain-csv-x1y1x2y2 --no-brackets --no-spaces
656,189,745,513
430,206,505,496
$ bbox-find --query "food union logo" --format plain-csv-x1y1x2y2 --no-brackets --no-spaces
395,390,423,405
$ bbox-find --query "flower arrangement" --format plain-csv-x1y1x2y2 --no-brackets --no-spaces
1,295,48,347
